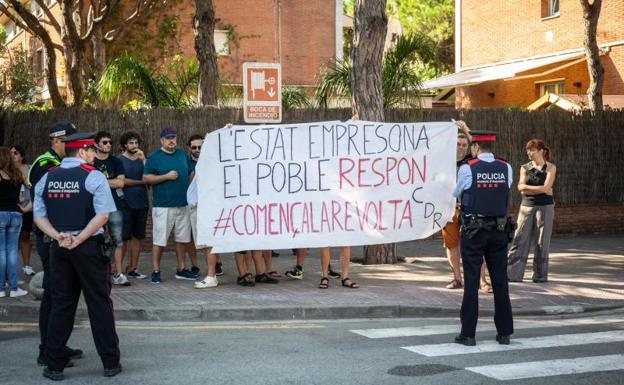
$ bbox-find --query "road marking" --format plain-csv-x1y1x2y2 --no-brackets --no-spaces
0,322,323,331
465,354,624,380
350,317,624,338
402,330,624,356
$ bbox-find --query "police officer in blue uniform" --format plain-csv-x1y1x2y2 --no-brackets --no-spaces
29,122,85,367
452,130,514,346
34,132,122,380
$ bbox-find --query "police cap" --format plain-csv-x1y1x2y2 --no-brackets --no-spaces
471,130,497,143
49,122,77,138
62,132,97,149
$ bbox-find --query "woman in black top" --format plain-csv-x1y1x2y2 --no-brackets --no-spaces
0,147,27,297
507,139,557,283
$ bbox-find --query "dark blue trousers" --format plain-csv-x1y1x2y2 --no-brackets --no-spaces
460,228,514,338
47,238,120,371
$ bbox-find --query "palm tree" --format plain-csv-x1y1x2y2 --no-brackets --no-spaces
98,54,199,109
316,32,436,109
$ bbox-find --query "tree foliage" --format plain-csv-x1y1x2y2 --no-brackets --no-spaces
0,48,37,108
316,32,435,109
98,54,199,109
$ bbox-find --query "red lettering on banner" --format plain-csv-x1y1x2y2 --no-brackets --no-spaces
339,158,355,189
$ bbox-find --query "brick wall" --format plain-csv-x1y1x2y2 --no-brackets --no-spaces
456,46,624,108
153,0,336,86
461,0,624,68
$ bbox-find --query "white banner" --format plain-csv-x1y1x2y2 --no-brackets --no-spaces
196,120,457,253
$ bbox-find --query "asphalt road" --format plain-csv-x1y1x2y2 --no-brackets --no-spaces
1,310,624,385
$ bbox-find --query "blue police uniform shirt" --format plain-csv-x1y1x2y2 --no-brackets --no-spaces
453,153,513,198
34,157,117,234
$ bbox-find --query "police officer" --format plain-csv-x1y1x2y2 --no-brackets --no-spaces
28,122,84,367
452,130,514,346
33,132,122,380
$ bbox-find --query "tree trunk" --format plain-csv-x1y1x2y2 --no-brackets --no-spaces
580,0,604,111
92,25,106,83
7,0,66,107
193,0,219,107
59,0,86,107
351,0,394,265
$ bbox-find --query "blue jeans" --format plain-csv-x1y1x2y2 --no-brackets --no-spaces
0,211,23,291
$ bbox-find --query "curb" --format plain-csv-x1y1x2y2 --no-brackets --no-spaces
2,302,623,322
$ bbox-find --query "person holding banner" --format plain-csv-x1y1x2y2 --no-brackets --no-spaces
452,129,514,347
319,247,358,289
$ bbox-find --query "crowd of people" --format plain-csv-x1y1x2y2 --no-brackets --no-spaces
0,121,558,298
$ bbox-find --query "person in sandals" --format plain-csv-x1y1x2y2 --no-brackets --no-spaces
318,247,358,289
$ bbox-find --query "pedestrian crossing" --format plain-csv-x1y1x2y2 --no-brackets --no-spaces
350,317,624,381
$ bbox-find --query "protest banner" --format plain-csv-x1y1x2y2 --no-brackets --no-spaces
196,120,457,252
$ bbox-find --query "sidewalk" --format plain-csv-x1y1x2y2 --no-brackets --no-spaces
2,235,623,321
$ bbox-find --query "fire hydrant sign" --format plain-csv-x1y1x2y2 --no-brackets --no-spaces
243,62,282,123
195,120,457,253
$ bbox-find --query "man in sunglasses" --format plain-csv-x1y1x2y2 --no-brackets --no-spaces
186,134,224,278
93,131,129,286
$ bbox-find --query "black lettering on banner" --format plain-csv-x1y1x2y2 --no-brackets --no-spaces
285,126,296,161
223,165,236,198
308,125,320,159
250,129,263,160
234,129,249,161
271,129,286,161
318,159,330,191
288,163,303,193
218,132,232,162
335,124,348,155
238,164,249,197
261,127,274,160
417,124,430,150
347,124,361,155
375,124,388,154
271,162,286,192
256,163,271,194
322,124,335,158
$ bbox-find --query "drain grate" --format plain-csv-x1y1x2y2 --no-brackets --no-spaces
387,364,458,377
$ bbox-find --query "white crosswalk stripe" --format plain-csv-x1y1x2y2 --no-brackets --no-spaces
466,354,624,380
350,318,624,381
350,316,624,339
402,330,624,356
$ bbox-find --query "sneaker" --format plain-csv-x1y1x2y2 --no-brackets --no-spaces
328,264,341,279
194,276,218,289
112,273,131,286
255,273,279,284
9,288,28,298
151,271,161,284
23,265,35,276
285,265,303,280
0,291,5,298
127,269,146,279
190,266,200,277
175,269,197,280
215,262,224,276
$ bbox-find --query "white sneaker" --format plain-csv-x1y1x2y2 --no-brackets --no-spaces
9,288,28,298
112,273,131,286
194,276,218,289
0,291,6,298
23,266,35,276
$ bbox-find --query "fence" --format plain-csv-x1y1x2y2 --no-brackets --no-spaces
1,107,623,206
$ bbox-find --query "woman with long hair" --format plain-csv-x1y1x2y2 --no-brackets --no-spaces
0,147,27,297
10,145,35,276
507,139,557,283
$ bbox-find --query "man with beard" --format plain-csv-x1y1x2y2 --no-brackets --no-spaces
93,131,128,286
143,127,193,283
118,131,149,280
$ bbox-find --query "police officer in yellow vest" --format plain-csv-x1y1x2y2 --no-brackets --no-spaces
452,130,514,346
34,132,122,380
28,122,84,367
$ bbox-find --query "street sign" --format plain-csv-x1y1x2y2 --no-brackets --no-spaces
243,62,282,123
